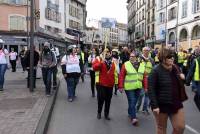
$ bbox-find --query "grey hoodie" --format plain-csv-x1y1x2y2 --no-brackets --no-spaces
40,50,56,68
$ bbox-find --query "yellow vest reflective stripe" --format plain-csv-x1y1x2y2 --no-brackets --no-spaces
95,71,100,83
194,59,200,81
124,61,145,90
178,52,184,63
141,61,153,74
94,56,101,83
81,52,84,64
183,60,187,67
114,64,118,84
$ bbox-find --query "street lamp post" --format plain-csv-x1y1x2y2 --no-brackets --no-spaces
29,0,35,92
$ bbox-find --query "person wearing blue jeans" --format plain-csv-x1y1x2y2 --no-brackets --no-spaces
0,43,9,91
118,52,145,125
65,77,79,99
42,68,53,95
136,89,150,114
0,64,7,90
61,45,83,102
125,89,141,120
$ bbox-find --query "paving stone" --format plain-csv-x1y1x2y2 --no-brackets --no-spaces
0,70,50,134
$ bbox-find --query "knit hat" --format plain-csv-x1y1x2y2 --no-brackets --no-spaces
44,42,50,48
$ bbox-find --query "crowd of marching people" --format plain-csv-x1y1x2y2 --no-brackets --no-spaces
64,44,199,134
1,37,200,133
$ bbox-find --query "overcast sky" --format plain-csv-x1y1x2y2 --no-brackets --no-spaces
86,0,127,26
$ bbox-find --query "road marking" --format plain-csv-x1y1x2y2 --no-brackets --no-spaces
186,125,200,134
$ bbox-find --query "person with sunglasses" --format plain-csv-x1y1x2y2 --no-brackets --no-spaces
118,51,145,126
148,47,187,134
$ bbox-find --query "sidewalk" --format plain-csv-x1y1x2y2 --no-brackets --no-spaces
0,68,60,134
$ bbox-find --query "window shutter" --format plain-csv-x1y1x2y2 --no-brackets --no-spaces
192,0,195,13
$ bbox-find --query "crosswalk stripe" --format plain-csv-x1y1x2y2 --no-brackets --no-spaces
186,125,200,134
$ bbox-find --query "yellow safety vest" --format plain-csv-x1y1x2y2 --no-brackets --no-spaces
178,52,185,64
124,61,145,90
141,61,153,74
94,56,100,83
81,52,84,64
155,55,159,62
183,60,187,67
194,59,200,81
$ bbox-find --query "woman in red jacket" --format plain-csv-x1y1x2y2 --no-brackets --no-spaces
92,48,118,120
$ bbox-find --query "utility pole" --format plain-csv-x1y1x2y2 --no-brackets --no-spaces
27,0,29,47
29,0,34,92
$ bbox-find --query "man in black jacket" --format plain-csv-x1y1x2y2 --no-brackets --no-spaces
24,46,40,88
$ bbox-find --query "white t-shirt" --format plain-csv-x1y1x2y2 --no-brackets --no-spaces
0,49,9,64
61,54,81,73
51,47,60,57
9,51,17,60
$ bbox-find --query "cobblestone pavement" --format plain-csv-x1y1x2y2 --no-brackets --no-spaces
0,69,50,134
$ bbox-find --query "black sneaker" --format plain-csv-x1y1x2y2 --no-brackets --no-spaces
97,113,101,119
0,88,3,91
142,110,150,115
105,116,111,120
46,94,51,97
92,94,95,97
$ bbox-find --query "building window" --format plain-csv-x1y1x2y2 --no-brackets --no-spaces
10,15,26,31
160,0,164,8
192,25,200,39
147,26,150,38
69,4,80,19
182,1,187,18
0,0,27,5
168,7,176,20
151,24,154,36
69,19,80,30
142,9,144,19
192,0,200,13
142,23,144,33
159,12,165,23
169,0,176,4
45,8,61,23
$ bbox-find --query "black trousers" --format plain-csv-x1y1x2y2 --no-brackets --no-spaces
10,60,16,72
90,70,95,95
21,58,26,71
27,69,36,88
97,85,113,116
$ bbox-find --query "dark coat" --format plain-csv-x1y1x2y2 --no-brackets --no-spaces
148,64,187,109
24,50,40,67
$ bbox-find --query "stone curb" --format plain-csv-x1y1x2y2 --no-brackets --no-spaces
34,79,61,134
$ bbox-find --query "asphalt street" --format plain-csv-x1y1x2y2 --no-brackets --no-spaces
47,75,200,134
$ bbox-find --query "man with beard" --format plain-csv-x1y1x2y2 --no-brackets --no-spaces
40,42,56,96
